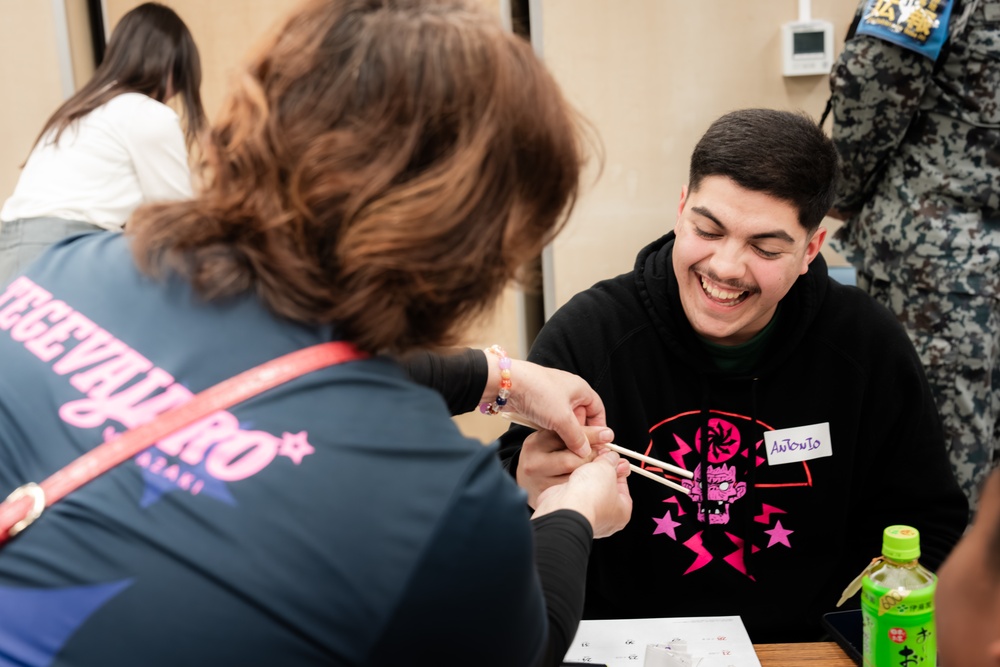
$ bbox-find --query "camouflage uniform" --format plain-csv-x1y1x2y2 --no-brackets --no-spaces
829,0,1000,509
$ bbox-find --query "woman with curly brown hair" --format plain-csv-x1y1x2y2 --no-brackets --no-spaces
0,1,629,665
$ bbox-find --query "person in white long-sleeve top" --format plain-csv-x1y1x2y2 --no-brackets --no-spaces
0,2,205,285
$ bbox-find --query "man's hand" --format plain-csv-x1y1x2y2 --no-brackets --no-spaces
533,450,632,539
517,426,615,508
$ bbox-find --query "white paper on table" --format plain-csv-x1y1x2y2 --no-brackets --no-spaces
562,615,762,667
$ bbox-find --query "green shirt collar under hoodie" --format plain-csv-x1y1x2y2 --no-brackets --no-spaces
698,305,781,374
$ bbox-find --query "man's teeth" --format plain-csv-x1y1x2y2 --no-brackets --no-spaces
701,277,744,301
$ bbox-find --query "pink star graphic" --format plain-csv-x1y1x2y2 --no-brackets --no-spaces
764,519,794,548
652,510,682,539
278,431,315,465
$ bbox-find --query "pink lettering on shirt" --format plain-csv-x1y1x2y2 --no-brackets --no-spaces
157,412,240,465
60,369,192,429
69,349,153,397
0,282,51,330
9,299,72,342
0,277,33,310
1,277,316,502
51,329,126,375
206,431,279,481
24,311,98,362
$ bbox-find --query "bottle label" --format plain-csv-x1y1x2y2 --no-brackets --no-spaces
862,587,935,667
877,587,910,616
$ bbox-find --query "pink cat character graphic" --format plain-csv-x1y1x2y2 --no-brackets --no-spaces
682,463,747,524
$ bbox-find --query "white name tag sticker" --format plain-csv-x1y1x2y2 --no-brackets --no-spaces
764,422,832,466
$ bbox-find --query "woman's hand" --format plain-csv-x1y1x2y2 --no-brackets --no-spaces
484,354,608,457
532,449,632,539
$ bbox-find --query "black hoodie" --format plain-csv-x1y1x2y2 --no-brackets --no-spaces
499,232,968,643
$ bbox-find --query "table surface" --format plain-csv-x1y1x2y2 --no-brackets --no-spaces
755,642,856,666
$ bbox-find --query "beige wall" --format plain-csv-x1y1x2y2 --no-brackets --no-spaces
104,1,290,121
0,1,66,202
0,0,95,205
105,0,504,121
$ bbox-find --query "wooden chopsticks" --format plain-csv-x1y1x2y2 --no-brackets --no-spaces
501,413,693,495
603,442,691,495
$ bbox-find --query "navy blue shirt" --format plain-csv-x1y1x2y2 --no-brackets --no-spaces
0,233,550,666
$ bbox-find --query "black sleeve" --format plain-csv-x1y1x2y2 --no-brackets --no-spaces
399,348,488,416
531,509,593,667
499,288,612,479
498,285,614,475
498,423,533,475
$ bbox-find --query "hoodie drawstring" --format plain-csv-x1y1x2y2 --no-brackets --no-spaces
744,377,760,578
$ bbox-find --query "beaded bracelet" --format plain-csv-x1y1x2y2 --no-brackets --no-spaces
479,344,512,415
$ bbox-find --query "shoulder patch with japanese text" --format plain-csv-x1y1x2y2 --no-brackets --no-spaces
856,0,955,60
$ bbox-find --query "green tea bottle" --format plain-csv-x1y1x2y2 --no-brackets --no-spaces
861,525,936,667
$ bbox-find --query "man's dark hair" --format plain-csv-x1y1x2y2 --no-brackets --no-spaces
688,108,840,231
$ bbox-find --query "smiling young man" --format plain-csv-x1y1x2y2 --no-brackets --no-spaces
498,109,968,643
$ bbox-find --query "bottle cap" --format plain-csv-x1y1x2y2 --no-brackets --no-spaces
882,525,920,561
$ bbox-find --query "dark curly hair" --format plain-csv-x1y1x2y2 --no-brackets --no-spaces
689,108,840,231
